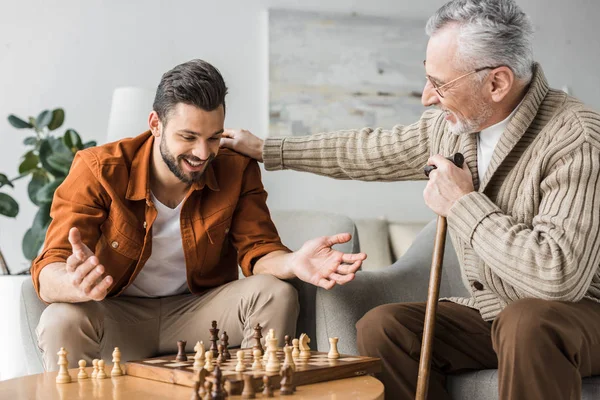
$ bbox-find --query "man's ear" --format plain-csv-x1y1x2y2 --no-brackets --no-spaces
148,111,162,137
488,66,514,103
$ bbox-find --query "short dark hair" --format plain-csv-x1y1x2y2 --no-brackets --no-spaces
153,59,228,124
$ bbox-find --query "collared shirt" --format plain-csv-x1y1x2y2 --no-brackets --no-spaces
477,101,522,180
32,131,290,300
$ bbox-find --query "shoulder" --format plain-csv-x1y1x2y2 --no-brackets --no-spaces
213,148,256,170
545,90,600,147
75,132,151,175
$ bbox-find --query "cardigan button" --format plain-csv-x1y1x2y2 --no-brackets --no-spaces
111,241,119,249
143,221,147,229
472,281,484,291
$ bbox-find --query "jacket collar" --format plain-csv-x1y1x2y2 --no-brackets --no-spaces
125,131,220,201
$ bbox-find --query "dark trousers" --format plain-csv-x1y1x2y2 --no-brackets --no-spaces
356,298,600,400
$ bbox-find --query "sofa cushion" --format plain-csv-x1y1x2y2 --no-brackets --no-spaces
389,222,428,260
354,218,393,270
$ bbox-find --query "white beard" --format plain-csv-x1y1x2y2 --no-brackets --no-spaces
444,101,493,136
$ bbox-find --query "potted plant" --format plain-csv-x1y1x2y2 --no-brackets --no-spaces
4,108,96,272
0,172,19,274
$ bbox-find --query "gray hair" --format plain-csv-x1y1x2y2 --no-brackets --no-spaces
426,0,534,82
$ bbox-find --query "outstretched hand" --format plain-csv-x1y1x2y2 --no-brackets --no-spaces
221,129,265,162
66,227,113,301
289,233,367,290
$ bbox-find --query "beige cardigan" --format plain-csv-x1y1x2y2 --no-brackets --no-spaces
263,64,600,321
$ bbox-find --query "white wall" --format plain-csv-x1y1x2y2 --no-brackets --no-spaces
0,0,599,273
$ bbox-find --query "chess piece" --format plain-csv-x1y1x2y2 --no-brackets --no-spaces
279,365,294,395
176,340,188,362
235,350,247,372
252,349,263,371
328,337,340,359
194,341,206,370
220,331,231,360
198,368,207,397
292,339,300,359
191,371,202,400
77,359,88,380
262,375,274,397
204,351,214,372
266,334,280,373
112,347,124,376
283,345,295,371
216,344,224,364
241,373,256,399
204,381,213,400
262,329,273,363
252,323,263,354
91,359,99,378
97,359,107,379
284,335,291,347
299,333,311,360
56,347,72,383
209,320,220,358
211,366,226,400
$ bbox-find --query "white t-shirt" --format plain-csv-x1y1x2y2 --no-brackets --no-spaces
477,104,521,180
122,192,188,297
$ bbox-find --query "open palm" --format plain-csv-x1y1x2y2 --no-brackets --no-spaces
289,233,367,290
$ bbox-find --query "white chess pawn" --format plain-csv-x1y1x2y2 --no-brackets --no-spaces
328,337,340,359
204,351,214,372
111,347,124,376
235,350,246,372
193,341,205,370
292,338,300,359
77,359,89,379
91,359,99,378
283,345,295,371
56,347,72,384
252,349,264,371
96,359,107,379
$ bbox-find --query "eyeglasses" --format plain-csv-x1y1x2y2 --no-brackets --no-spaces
423,60,502,98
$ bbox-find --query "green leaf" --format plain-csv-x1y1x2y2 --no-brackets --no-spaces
32,202,52,231
36,178,64,204
22,226,48,260
23,136,38,146
47,108,65,131
39,139,63,177
83,141,97,149
28,172,49,206
0,193,19,217
63,129,83,151
8,115,33,129
36,110,53,130
19,151,39,174
46,154,72,177
49,136,71,155
0,173,13,188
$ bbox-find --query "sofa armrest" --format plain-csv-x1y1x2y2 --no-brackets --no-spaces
19,278,47,374
315,218,465,355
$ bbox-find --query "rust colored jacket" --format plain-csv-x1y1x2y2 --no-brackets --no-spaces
32,131,290,299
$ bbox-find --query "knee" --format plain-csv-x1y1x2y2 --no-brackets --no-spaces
356,304,405,353
248,275,299,312
38,302,97,338
492,298,561,351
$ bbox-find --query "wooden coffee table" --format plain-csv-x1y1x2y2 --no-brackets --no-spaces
0,366,384,399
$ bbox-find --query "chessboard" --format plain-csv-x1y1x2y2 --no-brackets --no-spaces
126,349,381,394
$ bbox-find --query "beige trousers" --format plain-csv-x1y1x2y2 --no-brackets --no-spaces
36,274,299,371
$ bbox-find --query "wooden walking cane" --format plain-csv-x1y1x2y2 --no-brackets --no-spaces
416,153,464,400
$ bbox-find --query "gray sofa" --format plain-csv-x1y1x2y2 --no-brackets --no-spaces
19,210,359,375
316,219,600,399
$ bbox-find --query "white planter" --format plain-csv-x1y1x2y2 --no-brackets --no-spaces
0,275,29,381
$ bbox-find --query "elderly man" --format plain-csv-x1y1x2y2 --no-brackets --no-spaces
221,0,600,399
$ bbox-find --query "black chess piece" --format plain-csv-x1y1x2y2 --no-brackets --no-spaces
209,320,220,358
262,375,274,397
211,366,226,400
279,365,294,395
176,340,188,362
220,331,231,361
284,335,291,347
241,374,256,399
253,323,263,354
